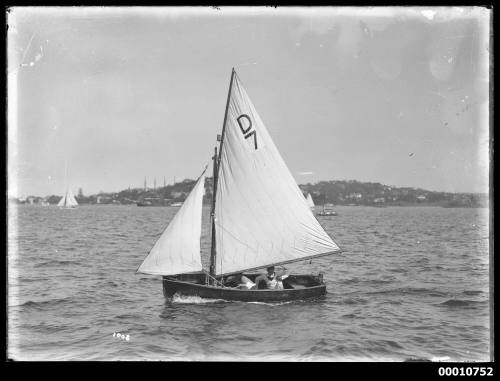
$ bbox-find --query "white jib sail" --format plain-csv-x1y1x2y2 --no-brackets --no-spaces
214,72,341,276
306,193,315,208
137,168,207,276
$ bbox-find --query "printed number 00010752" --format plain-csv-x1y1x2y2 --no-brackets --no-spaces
438,367,493,376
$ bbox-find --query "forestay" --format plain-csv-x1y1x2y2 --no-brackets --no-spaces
137,168,207,276
214,72,341,276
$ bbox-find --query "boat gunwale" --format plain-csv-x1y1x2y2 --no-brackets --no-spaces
163,276,326,293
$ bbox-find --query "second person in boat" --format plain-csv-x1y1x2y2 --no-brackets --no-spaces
255,266,288,290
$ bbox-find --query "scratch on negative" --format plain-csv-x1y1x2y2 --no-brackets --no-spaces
20,32,36,65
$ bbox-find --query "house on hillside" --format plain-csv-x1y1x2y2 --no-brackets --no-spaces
347,193,363,200
97,195,112,204
170,191,188,199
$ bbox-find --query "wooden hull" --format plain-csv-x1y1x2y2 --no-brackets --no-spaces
162,272,326,302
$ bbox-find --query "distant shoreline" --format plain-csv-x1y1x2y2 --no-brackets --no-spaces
10,178,489,208
10,202,489,209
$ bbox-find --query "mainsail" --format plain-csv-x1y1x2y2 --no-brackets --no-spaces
306,193,315,209
137,168,207,276
214,71,341,276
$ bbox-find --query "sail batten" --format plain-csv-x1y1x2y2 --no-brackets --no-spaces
214,72,341,276
137,168,207,276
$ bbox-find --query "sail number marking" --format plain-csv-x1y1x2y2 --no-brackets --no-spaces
237,114,258,150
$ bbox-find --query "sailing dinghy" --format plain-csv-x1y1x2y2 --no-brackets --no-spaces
58,189,78,209
317,205,338,216
137,69,342,302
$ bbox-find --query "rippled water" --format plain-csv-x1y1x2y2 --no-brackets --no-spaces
8,205,490,361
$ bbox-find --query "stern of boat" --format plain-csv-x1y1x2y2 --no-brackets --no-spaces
162,272,208,299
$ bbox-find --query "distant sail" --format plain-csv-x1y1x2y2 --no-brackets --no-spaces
306,193,315,209
58,189,78,208
137,168,207,276
66,189,78,207
57,194,66,207
214,73,340,276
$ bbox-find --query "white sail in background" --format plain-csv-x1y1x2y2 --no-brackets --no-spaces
214,72,341,276
58,189,78,208
137,168,207,276
306,193,315,209
66,189,78,207
57,194,66,207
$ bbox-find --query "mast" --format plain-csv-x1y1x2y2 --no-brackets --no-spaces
209,67,236,279
209,145,218,277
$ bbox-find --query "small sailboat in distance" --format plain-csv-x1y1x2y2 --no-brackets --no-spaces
306,193,315,210
137,69,342,302
58,162,78,209
317,202,337,216
58,188,78,209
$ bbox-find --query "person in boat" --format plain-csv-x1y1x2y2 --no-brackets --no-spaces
254,266,286,290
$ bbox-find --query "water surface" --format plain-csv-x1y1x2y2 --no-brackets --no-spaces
8,205,490,361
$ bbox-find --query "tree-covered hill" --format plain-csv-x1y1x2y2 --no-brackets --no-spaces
13,178,488,208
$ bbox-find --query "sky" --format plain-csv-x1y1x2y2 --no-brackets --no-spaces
8,6,491,198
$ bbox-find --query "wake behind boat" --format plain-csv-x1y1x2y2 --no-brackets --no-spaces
137,69,343,302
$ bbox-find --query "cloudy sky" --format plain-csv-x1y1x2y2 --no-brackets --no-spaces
8,6,490,198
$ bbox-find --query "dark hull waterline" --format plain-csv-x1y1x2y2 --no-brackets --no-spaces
163,272,326,302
